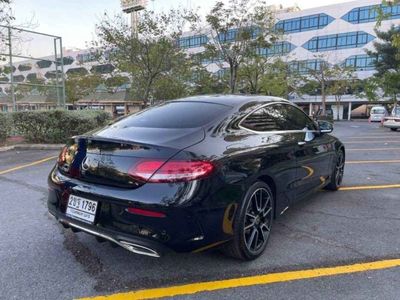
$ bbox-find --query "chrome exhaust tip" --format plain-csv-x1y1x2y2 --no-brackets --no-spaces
119,241,161,258
55,217,162,258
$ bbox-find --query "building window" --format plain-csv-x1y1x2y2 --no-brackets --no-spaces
275,13,334,34
289,59,324,74
218,29,238,43
303,31,375,52
217,27,259,43
37,60,52,69
66,67,88,76
178,35,208,48
77,52,96,63
344,55,376,70
342,3,400,24
45,71,62,79
18,64,32,72
91,64,115,74
1,66,16,73
57,56,74,66
26,73,38,81
257,41,295,56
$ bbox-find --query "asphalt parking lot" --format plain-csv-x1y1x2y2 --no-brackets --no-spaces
0,120,399,300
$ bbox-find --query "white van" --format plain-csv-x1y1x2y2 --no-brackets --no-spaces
369,106,388,122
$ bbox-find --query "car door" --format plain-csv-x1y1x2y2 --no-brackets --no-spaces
280,104,334,202
237,103,300,214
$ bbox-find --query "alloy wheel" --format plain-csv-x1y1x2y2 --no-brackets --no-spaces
335,151,345,186
243,188,273,254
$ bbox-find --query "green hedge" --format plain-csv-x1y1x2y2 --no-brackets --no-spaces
12,110,112,143
0,112,12,143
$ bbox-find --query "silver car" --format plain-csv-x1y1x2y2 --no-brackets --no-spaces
383,107,400,131
369,106,388,122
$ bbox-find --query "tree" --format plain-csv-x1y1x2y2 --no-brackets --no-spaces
238,55,271,94
260,59,303,98
65,74,104,104
190,66,227,95
326,65,356,120
105,75,129,88
300,55,336,115
377,1,400,49
93,9,196,106
367,25,400,105
0,0,12,62
204,0,278,93
0,0,12,24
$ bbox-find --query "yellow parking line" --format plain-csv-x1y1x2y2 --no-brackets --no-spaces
347,148,400,151
79,258,400,300
0,156,57,175
347,160,400,164
339,184,400,191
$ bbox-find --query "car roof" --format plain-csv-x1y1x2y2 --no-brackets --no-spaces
171,94,290,108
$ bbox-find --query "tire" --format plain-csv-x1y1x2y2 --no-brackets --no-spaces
390,128,398,131
325,148,345,191
222,181,274,260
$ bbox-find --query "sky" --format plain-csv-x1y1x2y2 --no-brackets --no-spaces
10,0,354,51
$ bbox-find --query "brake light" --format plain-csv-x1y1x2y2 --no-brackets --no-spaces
128,160,215,183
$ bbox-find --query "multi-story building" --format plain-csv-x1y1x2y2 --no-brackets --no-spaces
179,0,400,119
1,0,399,118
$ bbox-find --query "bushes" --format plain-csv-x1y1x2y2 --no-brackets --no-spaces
0,113,12,143
12,110,112,143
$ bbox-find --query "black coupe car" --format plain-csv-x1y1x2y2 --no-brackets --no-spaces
48,95,345,260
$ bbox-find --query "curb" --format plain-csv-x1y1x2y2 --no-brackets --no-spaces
0,144,63,152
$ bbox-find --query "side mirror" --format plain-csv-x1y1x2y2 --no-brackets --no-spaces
318,120,334,133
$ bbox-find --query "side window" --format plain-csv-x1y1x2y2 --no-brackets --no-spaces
240,103,316,132
284,104,317,131
240,104,288,131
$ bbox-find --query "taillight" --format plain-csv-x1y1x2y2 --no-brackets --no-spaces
57,144,80,177
58,146,68,165
128,160,215,183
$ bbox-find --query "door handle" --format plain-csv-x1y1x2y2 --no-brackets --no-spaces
298,141,306,146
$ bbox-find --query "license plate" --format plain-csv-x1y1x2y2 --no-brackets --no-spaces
66,195,98,224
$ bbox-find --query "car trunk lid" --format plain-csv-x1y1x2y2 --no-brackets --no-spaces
57,127,205,188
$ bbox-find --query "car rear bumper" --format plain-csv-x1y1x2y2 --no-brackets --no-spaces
48,166,238,256
370,115,385,122
383,121,400,128
48,210,167,257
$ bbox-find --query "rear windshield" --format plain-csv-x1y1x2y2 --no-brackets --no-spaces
113,101,231,129
393,107,400,116
371,108,385,114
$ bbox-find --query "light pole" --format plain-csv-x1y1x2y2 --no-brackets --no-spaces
120,0,148,37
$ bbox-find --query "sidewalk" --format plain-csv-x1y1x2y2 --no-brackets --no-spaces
0,143,63,152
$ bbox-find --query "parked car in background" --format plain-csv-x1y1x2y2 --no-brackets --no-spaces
383,106,400,131
369,106,388,123
48,95,345,261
